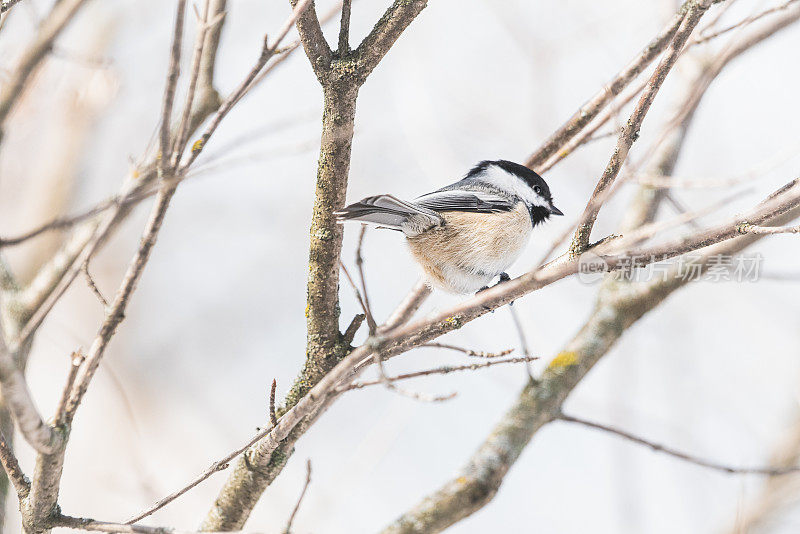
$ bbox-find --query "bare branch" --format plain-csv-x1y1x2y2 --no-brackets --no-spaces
5,0,230,351
0,0,23,14
0,427,30,499
341,356,537,393
57,514,181,534
270,379,278,428
282,459,312,534
289,0,332,80
134,382,316,525
82,262,109,309
337,0,352,55
524,0,692,170
558,413,800,476
342,313,365,345
737,222,800,234
340,261,374,331
353,0,427,81
171,0,218,167
370,350,457,404
420,343,514,359
64,187,176,424
571,0,714,254
28,185,178,527
158,0,188,178
179,0,315,171
0,334,62,454
692,0,800,45
54,350,84,427
379,280,430,333
354,226,376,333
508,305,534,377
0,0,90,131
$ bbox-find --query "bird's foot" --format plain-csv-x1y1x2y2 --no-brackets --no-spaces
497,272,514,306
475,273,514,310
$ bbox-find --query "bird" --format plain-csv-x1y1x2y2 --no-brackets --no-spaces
335,159,563,294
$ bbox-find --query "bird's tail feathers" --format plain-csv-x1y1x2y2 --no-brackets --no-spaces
334,195,440,232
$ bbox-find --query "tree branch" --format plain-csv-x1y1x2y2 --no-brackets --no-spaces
0,0,90,133
377,9,800,530
523,0,692,170
337,0,352,55
0,333,62,455
558,413,800,476
289,0,332,80
570,0,714,254
353,0,427,82
201,2,429,525
282,459,311,534
0,427,30,499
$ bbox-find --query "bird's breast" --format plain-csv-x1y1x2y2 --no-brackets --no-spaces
406,203,532,292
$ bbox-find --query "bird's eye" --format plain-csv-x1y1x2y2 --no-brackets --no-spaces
533,186,542,194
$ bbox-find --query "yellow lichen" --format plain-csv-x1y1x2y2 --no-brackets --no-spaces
547,351,578,370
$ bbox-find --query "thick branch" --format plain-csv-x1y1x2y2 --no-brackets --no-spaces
354,0,427,81
289,0,332,80
200,2,429,526
0,427,30,498
0,330,61,454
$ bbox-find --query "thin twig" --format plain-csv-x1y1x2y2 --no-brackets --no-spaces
270,379,278,427
125,396,301,524
421,343,514,359
82,262,109,308
692,0,800,45
354,225,376,333
246,1,344,95
340,261,374,331
171,0,221,167
158,0,187,178
283,459,312,534
370,350,457,403
0,0,90,128
342,313,365,345
507,305,534,377
571,1,712,253
558,413,800,476
63,187,177,424
179,0,315,171
57,514,178,534
341,356,538,393
337,0,352,54
379,280,430,333
524,1,691,169
0,195,126,248
737,222,800,234
55,350,84,427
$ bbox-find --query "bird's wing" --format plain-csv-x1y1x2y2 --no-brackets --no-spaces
414,190,515,213
334,194,442,232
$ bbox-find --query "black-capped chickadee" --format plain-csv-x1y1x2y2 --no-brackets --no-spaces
335,160,563,294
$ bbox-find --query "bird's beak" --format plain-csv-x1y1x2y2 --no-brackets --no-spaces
548,203,564,216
